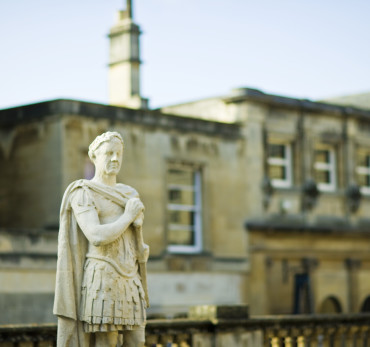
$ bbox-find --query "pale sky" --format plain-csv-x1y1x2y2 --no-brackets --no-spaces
0,0,369,110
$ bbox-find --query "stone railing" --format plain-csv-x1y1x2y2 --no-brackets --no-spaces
1,313,370,346
0,323,57,347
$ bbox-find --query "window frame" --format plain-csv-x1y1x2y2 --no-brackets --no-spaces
314,146,337,192
166,166,203,254
356,149,370,195
267,142,293,188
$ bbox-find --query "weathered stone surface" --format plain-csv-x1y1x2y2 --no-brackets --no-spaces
54,132,148,346
188,305,249,320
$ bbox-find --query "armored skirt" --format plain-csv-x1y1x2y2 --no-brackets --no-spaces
79,257,147,333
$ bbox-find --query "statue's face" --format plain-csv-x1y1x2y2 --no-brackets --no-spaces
93,138,123,176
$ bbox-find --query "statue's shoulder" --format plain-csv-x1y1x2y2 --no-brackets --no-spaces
60,180,93,212
64,179,88,194
116,183,140,198
62,180,94,203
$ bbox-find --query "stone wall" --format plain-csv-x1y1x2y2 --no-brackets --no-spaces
0,229,57,324
248,227,370,315
0,117,62,229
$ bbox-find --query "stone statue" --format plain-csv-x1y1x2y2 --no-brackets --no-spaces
54,131,149,347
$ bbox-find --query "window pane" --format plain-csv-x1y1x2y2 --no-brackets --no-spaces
168,188,194,205
357,173,370,187
358,151,370,168
268,144,285,159
168,228,194,246
169,210,194,225
315,170,331,184
168,169,193,186
268,165,286,180
167,166,202,251
315,150,329,164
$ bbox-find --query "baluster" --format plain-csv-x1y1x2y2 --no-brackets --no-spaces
328,329,342,347
249,330,264,347
145,333,158,346
159,334,174,346
335,326,347,347
300,327,314,347
325,327,338,347
284,336,296,347
353,332,358,347
271,336,282,347
327,334,334,347
317,334,324,347
354,327,367,347
297,336,307,347
351,327,361,347
309,327,325,347
263,330,270,347
340,326,355,347
192,333,213,347
357,327,369,347
362,328,370,347
265,329,276,347
174,333,190,347
288,328,300,347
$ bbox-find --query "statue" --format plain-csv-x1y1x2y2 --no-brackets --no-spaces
54,131,149,347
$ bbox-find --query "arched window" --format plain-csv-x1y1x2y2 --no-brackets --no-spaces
361,296,370,312
319,296,342,314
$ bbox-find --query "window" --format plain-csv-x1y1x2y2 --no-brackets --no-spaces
356,149,370,194
267,143,292,188
314,147,336,191
167,165,202,253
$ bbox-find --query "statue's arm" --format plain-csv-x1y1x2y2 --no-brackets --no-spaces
72,196,144,246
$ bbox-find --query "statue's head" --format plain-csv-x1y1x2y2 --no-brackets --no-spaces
88,131,124,176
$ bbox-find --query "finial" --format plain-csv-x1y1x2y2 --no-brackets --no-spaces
126,0,133,19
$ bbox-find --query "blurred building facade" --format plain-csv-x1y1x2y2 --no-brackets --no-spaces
162,87,370,316
1,1,370,324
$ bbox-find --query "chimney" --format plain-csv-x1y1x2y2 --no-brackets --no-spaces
108,0,149,109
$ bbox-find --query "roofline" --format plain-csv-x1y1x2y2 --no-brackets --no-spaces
223,88,370,119
0,99,241,139
158,95,223,110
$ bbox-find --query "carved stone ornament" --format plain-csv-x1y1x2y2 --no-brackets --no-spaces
302,179,320,210
262,176,274,209
346,184,362,213
54,131,149,347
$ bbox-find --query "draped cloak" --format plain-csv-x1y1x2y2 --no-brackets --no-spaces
53,179,144,347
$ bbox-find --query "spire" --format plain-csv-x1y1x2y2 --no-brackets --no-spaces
126,0,133,19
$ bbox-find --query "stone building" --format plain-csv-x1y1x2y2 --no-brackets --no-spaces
163,87,370,315
1,1,370,323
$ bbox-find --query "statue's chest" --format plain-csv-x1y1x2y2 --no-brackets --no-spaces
92,192,125,223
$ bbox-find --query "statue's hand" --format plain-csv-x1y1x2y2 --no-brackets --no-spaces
133,211,144,229
125,198,144,221
138,243,149,263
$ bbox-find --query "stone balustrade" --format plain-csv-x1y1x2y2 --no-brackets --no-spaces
1,313,370,346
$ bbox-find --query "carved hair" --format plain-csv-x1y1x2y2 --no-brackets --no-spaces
88,131,124,161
